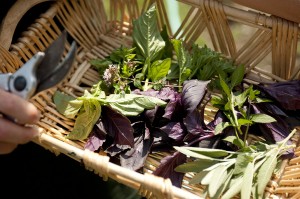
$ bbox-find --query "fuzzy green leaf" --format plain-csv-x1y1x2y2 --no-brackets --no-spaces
256,152,278,196
177,147,232,158
241,162,254,199
222,176,243,199
175,159,217,173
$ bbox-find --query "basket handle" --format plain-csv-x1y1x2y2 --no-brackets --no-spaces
0,0,53,50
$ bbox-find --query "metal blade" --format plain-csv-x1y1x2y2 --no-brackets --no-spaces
36,30,67,84
35,41,77,93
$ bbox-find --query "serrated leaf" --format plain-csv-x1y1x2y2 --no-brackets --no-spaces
241,162,254,199
250,114,276,123
132,5,165,61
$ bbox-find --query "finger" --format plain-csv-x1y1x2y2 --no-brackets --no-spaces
0,89,40,124
0,117,39,144
0,142,17,154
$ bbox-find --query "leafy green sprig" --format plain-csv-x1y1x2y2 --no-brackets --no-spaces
175,129,296,199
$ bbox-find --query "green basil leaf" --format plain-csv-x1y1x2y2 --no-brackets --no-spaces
132,5,165,61
148,58,171,81
104,94,166,116
67,100,101,140
53,91,82,119
250,114,276,123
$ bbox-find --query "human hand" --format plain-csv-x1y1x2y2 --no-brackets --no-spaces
0,89,40,154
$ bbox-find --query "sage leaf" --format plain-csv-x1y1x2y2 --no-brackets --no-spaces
175,159,218,173
174,147,222,161
256,151,278,196
208,164,230,197
178,147,231,158
189,170,209,184
233,153,254,175
222,176,243,199
241,162,254,199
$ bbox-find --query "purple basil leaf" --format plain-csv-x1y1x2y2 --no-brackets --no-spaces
183,109,206,136
257,80,300,110
84,127,106,151
163,92,182,120
153,152,187,188
251,104,294,156
105,144,131,156
120,127,153,171
101,106,134,147
181,79,210,115
160,122,186,142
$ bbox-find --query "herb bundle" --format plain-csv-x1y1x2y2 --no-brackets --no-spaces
53,4,299,199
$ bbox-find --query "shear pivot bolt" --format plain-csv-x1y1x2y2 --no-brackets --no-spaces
14,76,27,91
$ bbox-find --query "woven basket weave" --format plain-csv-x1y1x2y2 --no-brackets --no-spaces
1,0,300,198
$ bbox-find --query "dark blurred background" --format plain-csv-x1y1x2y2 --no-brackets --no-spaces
0,1,139,198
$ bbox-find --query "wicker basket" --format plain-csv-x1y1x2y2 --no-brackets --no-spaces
1,0,300,198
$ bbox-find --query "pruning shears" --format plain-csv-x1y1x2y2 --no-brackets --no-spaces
0,30,76,100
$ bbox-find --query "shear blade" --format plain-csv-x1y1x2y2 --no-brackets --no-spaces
35,41,77,94
36,30,67,85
